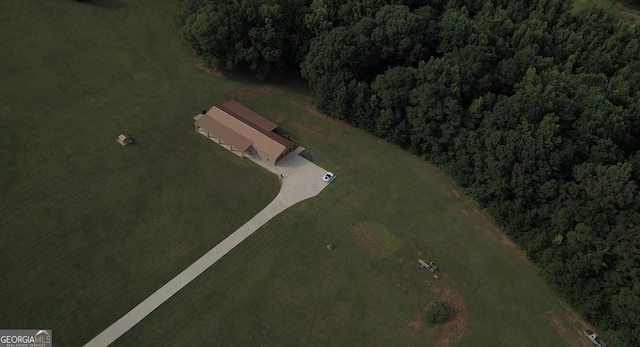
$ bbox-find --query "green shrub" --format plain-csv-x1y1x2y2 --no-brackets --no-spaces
423,300,455,324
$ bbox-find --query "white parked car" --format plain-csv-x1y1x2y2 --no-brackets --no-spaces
322,172,335,183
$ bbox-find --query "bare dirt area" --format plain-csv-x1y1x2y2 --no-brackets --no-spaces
615,1,640,21
449,188,530,264
296,103,358,133
480,224,517,250
193,56,224,77
468,209,531,264
350,222,391,258
408,312,423,330
546,301,601,347
424,280,469,347
406,276,468,347
231,87,259,104
287,119,327,139
303,104,340,124
482,225,530,264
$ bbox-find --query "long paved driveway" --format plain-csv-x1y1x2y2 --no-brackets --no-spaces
84,148,329,347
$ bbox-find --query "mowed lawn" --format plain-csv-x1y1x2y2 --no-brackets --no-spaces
573,0,640,22
116,87,595,346
1,1,596,347
0,1,278,345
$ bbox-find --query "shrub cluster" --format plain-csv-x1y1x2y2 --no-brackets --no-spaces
423,300,455,325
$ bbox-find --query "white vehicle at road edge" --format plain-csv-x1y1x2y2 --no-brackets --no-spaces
322,172,335,183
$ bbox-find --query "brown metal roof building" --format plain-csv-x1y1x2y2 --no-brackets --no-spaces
218,100,278,132
195,101,296,164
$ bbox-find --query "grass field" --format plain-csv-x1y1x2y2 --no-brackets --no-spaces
1,1,598,346
573,0,640,22
0,1,279,345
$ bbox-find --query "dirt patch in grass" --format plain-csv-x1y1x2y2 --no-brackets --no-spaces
193,56,224,78
406,276,468,347
479,223,530,264
408,312,423,330
351,222,382,255
351,222,391,258
481,224,516,249
303,105,330,121
287,119,326,139
299,104,355,131
449,188,529,264
231,87,259,105
424,280,468,347
546,300,600,347
615,1,640,21
449,187,530,264
548,315,590,347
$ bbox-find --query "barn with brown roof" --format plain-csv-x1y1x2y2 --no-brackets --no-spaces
194,100,296,164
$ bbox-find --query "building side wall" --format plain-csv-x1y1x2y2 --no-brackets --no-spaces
197,128,245,157
245,146,276,164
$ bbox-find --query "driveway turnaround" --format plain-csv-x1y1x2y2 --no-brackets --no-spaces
84,148,330,347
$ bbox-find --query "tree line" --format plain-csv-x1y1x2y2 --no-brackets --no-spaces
177,1,640,345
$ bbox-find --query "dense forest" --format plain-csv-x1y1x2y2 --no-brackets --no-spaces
177,0,640,345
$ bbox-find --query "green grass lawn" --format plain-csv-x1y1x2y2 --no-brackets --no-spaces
573,0,640,22
116,87,595,347
1,1,597,346
0,1,278,345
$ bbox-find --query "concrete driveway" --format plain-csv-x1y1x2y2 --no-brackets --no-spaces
84,147,330,347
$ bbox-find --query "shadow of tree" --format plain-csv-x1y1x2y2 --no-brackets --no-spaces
76,0,124,10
